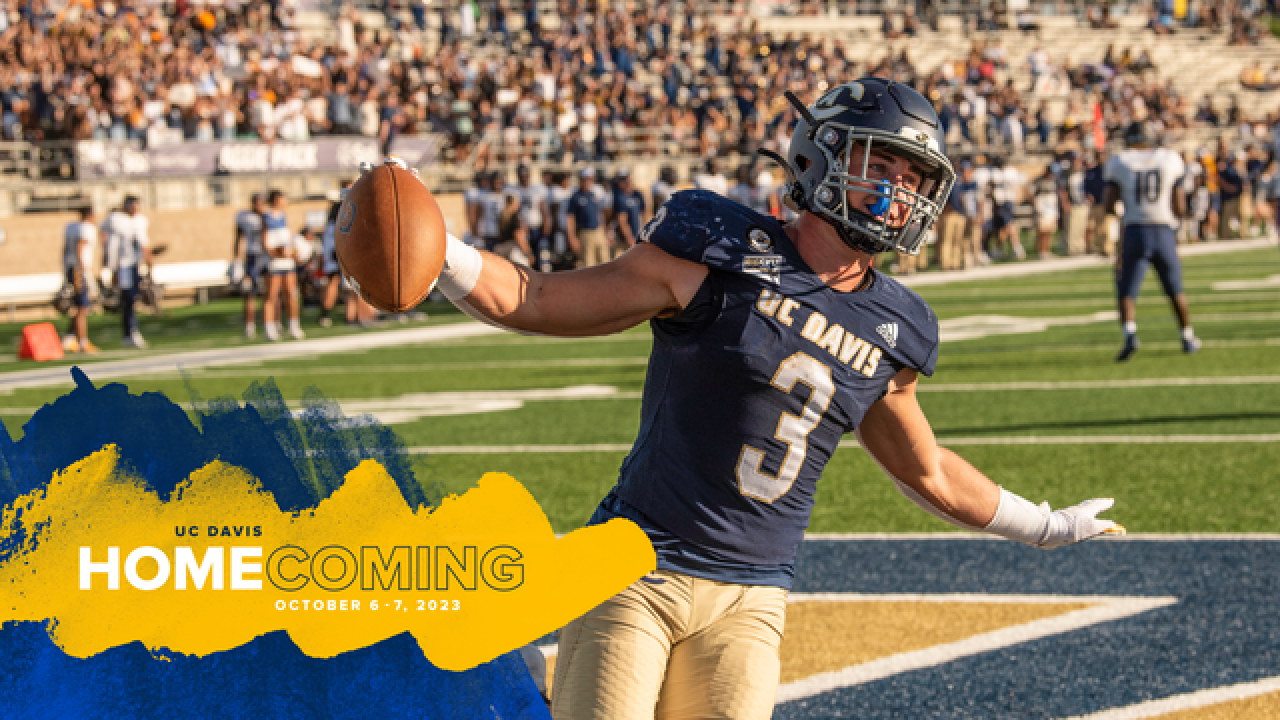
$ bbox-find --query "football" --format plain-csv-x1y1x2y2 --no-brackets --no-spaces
334,161,446,313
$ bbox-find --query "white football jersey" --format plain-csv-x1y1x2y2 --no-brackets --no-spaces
64,221,98,271
1105,148,1185,229
102,211,149,269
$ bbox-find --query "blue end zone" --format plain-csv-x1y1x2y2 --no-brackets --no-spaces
776,536,1280,718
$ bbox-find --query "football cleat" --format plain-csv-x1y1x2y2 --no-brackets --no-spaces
1116,335,1140,362
1182,336,1202,354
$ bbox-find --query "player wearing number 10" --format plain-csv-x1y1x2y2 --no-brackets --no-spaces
432,79,1124,718
1104,121,1201,361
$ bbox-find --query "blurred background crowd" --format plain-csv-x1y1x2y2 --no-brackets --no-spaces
3,0,1278,161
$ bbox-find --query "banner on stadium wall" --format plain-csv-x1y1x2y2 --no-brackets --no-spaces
73,136,445,179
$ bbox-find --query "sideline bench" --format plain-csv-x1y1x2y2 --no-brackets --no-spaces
1,260,233,321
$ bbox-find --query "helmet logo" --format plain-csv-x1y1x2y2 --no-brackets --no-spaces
810,82,866,121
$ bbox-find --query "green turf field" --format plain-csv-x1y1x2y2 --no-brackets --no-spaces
4,245,1279,535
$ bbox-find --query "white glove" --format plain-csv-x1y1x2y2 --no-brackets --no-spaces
1039,497,1126,549
986,490,1126,549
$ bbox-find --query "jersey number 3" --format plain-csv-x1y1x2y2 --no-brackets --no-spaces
736,352,835,502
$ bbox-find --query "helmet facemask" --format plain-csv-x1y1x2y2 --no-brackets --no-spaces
808,125,954,256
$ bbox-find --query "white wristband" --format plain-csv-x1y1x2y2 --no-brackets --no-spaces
438,232,483,300
984,488,1052,546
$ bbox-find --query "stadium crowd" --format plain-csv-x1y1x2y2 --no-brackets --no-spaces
8,0,1278,350
2,0,1278,163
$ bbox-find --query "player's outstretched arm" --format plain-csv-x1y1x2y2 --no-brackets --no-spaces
858,368,1125,548
437,233,708,337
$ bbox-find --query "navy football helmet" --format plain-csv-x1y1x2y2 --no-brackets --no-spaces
771,79,955,256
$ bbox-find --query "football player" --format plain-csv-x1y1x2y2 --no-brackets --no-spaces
426,79,1123,719
1103,121,1200,361
232,193,268,339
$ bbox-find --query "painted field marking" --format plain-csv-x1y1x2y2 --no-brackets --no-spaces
9,373,1269,417
932,434,1280,446
772,594,1176,704
930,289,1280,311
920,375,1280,392
403,435,1280,454
939,311,1117,342
896,237,1277,288
1212,274,1280,291
533,593,1179,694
0,322,504,393
1059,674,1280,720
186,356,651,378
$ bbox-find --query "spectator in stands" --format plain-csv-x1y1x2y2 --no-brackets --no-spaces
62,206,99,355
567,166,607,268
233,193,268,339
102,195,152,349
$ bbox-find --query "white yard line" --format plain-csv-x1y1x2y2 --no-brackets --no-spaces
1212,274,1280,291
921,375,1280,391
897,237,1277,288
931,434,1280,446
774,594,1177,704
404,435,1280,454
0,322,503,393
1060,675,1280,720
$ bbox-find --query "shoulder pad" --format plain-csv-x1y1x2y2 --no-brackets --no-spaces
641,189,779,264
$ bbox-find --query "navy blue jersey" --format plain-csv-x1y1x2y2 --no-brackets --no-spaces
610,190,940,569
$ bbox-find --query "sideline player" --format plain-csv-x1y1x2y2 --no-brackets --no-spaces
232,193,268,338
102,195,152,349
425,80,1123,718
62,206,99,354
1103,122,1200,361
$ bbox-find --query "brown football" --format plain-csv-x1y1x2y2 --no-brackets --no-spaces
334,164,446,313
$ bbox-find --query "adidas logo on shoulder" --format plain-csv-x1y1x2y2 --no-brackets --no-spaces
876,322,898,348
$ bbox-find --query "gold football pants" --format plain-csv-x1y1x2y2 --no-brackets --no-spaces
552,569,787,719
